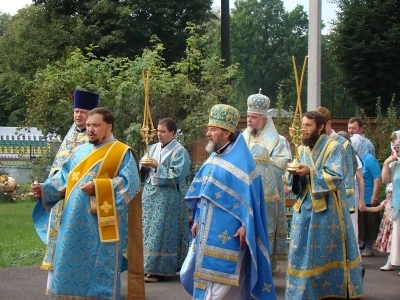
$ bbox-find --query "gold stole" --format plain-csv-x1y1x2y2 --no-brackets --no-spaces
293,140,335,213
65,141,129,242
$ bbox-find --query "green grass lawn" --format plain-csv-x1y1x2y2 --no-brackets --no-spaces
0,200,45,268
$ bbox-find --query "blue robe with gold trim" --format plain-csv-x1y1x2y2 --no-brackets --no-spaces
49,124,89,175
37,141,140,299
33,124,89,247
141,139,191,275
285,135,363,300
331,133,358,212
185,133,276,300
242,116,290,266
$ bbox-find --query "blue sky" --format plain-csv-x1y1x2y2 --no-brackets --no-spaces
1,0,338,32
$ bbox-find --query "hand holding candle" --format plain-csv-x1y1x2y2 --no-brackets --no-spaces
30,180,42,198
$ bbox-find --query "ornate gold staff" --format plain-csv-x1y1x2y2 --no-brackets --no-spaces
287,55,308,171
139,68,156,165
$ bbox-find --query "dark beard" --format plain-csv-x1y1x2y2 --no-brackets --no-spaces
89,139,99,145
302,131,320,148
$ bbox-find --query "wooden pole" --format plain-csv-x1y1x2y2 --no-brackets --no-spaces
127,190,145,299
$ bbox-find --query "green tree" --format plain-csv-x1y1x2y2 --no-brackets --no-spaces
0,1,214,126
230,0,308,113
0,6,79,126
331,0,400,115
0,11,12,35
25,25,238,156
363,96,399,163
320,33,357,117
33,0,215,63
0,11,27,125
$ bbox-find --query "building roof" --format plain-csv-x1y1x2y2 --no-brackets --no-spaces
0,127,60,159
0,127,59,141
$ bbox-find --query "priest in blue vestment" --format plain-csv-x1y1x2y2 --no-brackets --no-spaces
285,111,363,300
242,91,290,273
31,108,141,300
184,104,276,300
32,90,99,295
317,106,359,213
141,118,191,282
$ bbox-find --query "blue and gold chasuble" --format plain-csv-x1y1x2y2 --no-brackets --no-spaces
185,133,276,300
33,124,89,244
242,117,290,265
32,124,90,273
50,124,89,175
142,139,191,275
37,141,140,299
331,132,358,212
285,135,363,300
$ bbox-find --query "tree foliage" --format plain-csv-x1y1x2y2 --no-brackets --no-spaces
25,24,238,156
319,33,357,117
0,12,12,35
230,0,308,112
33,0,214,63
331,0,400,115
361,95,399,163
0,5,79,126
0,1,214,126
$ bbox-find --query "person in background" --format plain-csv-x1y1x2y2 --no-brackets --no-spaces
390,130,400,155
348,117,375,156
351,134,381,257
32,90,99,295
242,91,290,274
365,183,395,270
337,131,367,252
280,135,292,198
381,138,400,275
31,107,141,299
184,104,276,299
279,135,292,161
141,118,191,283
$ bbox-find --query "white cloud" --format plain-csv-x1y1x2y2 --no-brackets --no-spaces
0,0,32,15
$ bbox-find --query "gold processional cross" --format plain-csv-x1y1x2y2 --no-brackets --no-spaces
127,68,158,300
287,55,308,171
139,68,157,165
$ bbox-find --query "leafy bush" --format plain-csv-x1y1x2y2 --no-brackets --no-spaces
0,182,35,203
0,192,16,203
362,95,399,200
363,95,399,164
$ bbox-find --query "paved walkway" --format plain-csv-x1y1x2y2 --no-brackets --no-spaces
0,251,398,299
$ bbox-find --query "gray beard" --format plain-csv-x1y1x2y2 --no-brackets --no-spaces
205,141,217,153
247,126,261,137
